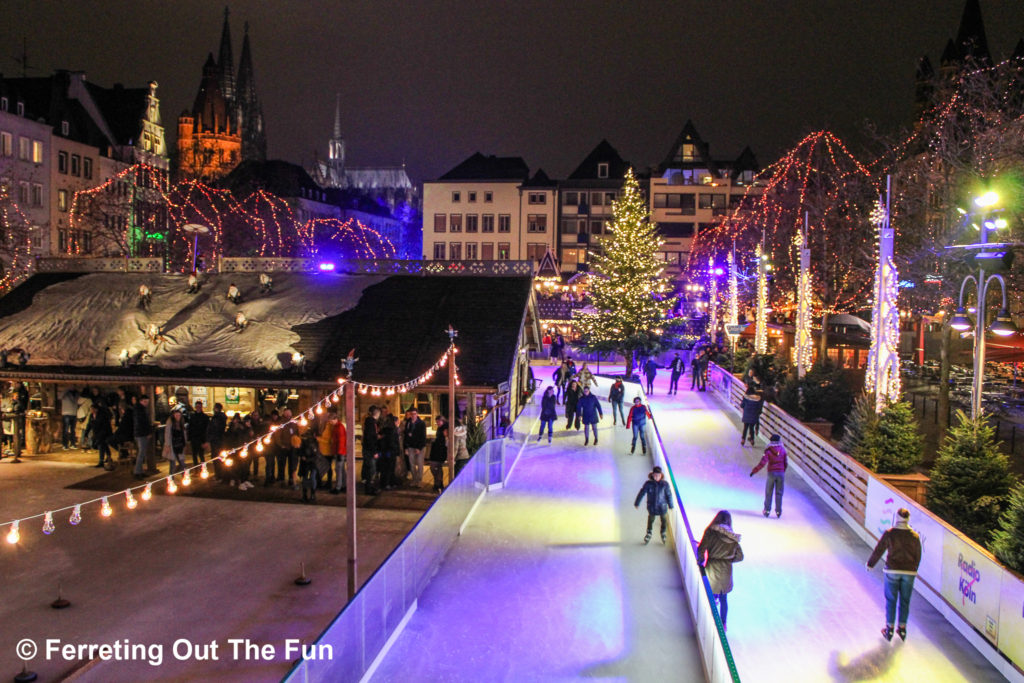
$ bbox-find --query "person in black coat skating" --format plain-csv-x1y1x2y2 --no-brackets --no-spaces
538,386,557,443
563,380,582,430
634,466,674,544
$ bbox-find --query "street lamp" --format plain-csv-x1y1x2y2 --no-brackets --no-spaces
949,190,1018,419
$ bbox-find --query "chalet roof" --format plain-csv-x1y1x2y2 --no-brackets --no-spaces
0,272,532,389
84,82,149,147
439,152,529,182
221,159,323,199
522,168,556,187
567,140,630,181
659,120,718,174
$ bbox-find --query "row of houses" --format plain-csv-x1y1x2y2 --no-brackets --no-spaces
422,121,762,281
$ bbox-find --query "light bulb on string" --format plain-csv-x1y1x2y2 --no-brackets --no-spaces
141,483,152,501
239,448,248,459
167,478,178,494
100,497,112,517
125,490,138,509
42,512,55,535
222,453,233,467
200,463,210,479
315,404,324,415
6,520,19,544
298,416,308,427
182,470,192,486
255,441,264,453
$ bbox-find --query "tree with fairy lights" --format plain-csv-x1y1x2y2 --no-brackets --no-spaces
577,169,677,379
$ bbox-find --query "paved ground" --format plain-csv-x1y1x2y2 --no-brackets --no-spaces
0,447,421,682
643,374,1006,683
372,375,702,682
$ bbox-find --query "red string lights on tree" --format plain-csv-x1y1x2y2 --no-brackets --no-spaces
2,343,457,546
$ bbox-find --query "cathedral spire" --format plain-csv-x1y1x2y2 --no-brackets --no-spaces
236,20,266,161
329,93,345,169
333,93,343,140
955,0,991,65
218,6,236,103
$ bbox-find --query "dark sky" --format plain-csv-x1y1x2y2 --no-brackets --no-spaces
2,1,1022,182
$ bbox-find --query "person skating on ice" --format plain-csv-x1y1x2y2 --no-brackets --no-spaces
867,507,922,642
576,385,603,446
625,396,652,455
750,434,787,517
697,510,744,630
538,386,557,443
634,466,673,544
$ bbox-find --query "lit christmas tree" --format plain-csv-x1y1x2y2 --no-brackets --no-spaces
577,168,677,377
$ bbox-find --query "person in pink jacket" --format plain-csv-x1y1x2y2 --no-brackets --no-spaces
750,434,787,518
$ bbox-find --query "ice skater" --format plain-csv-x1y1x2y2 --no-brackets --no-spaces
576,385,603,446
625,396,652,455
697,510,744,630
187,272,200,294
643,357,658,394
668,353,685,394
634,466,673,544
138,283,151,310
226,283,242,304
259,272,273,294
739,388,764,446
608,378,626,425
750,434,787,517
867,508,922,642
538,386,557,443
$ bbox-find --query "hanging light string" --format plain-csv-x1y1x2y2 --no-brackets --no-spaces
3,343,457,544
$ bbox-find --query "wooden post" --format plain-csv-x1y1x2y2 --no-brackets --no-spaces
345,380,357,599
448,345,456,484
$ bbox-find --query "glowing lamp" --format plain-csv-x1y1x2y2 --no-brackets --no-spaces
100,497,112,517
949,308,973,331
167,478,178,494
141,483,153,501
318,262,336,271
256,441,264,453
182,471,192,486
994,218,1009,229
974,191,999,208
6,521,19,544
125,491,138,509
200,463,210,479
990,310,1017,337
223,454,233,467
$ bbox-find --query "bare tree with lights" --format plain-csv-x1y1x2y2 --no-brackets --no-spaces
577,169,677,379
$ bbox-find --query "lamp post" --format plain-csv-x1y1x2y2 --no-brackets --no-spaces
948,191,1017,421
341,352,358,599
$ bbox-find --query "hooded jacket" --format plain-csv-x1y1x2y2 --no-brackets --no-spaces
608,381,625,404
698,524,744,594
634,476,674,515
576,392,603,424
751,444,787,475
540,393,558,421
740,394,764,424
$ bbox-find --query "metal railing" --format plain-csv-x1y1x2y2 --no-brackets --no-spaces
219,257,535,277
34,256,164,273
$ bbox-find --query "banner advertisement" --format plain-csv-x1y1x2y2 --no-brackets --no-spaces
997,569,1024,668
865,478,943,589
940,536,1003,645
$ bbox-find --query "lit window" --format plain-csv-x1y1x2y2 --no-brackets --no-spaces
57,189,69,212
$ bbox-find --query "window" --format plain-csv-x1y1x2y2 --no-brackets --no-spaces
61,121,69,136
57,189,69,212
738,170,754,185
590,220,602,235
561,219,579,234
465,215,478,232
465,243,478,259
58,230,67,252
597,162,609,179
481,243,494,260
484,191,493,203
31,183,42,207
605,192,616,204
528,192,546,204
58,151,68,174
498,215,511,232
653,193,696,214
681,143,697,161
18,181,29,205
659,222,695,238
564,192,578,206
0,97,6,111
497,243,510,260
1,132,12,156
71,154,81,177
562,248,585,265
451,191,461,203
591,192,603,206
527,214,547,232
449,242,462,260
82,231,92,254
468,191,477,203
16,102,24,116
481,214,494,232
449,214,463,232
83,157,92,179
433,243,446,259
527,243,547,261
698,193,726,210
18,137,30,160
32,140,43,163
433,214,446,233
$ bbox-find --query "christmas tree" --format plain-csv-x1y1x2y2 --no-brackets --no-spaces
577,169,676,377
846,399,923,474
991,483,1024,573
928,411,1015,544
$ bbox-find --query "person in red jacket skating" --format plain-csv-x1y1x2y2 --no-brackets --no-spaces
750,434,787,518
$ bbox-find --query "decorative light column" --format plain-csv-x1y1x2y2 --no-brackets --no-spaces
728,246,738,328
707,256,718,340
794,219,813,378
864,176,901,412
754,242,768,354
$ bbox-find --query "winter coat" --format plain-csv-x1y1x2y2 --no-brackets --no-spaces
634,477,674,515
553,365,573,386
133,403,153,437
112,409,134,443
740,395,764,424
751,445,787,475
162,417,186,457
402,417,427,449
644,359,658,379
362,416,381,456
188,411,210,444
540,394,558,421
608,382,625,404
564,385,582,419
429,423,448,463
207,410,227,447
576,393,603,424
60,389,78,417
77,395,93,422
698,524,744,594
626,404,652,428
381,419,401,455
333,421,348,456
576,368,595,389
669,356,685,376
91,405,112,439
453,424,470,461
867,523,922,574
317,419,336,456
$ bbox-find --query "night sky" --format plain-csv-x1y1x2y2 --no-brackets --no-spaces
2,1,1022,182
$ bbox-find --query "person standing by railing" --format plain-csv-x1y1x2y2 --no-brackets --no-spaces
750,434,787,517
697,510,744,630
866,508,922,642
740,389,764,446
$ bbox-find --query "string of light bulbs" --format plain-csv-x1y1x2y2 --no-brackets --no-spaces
3,343,457,545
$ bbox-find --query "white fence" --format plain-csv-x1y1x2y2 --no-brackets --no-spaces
34,256,164,273
707,362,1024,681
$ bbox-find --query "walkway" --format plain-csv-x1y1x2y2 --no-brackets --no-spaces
645,376,1005,682
371,375,702,681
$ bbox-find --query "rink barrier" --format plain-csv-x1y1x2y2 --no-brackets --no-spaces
282,412,535,683
34,256,164,273
706,363,1024,681
630,378,741,683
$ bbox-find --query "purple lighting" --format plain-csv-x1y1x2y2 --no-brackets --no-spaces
318,262,336,272
714,267,724,275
